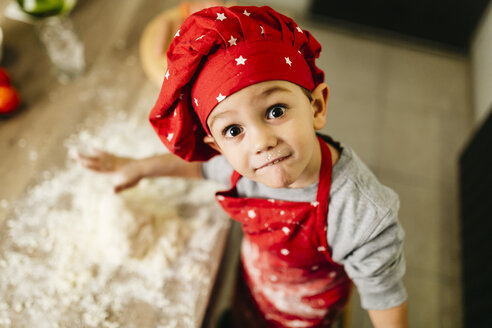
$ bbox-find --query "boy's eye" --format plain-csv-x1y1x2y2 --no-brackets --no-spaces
223,125,243,138
266,104,286,119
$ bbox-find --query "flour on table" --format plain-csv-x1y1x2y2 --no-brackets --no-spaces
0,114,229,328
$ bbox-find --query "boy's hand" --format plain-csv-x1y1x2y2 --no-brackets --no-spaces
76,149,142,193
368,301,408,328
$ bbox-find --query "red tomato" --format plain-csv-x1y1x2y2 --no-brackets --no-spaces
0,68,10,86
0,86,20,114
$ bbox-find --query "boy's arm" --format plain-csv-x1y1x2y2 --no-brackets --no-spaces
136,153,203,179
368,301,408,328
328,183,408,322
77,150,203,192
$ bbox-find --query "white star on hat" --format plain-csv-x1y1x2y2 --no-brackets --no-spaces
285,57,292,66
194,98,199,106
243,10,250,16
165,69,170,80
260,25,264,35
216,93,226,102
228,35,237,46
216,13,226,21
174,29,180,37
235,56,247,65
296,26,303,33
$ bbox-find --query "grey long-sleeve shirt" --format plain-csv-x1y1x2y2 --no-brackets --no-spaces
201,139,407,310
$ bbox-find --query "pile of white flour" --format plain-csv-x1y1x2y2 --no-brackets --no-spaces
0,112,229,328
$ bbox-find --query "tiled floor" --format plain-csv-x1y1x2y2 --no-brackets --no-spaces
299,18,473,328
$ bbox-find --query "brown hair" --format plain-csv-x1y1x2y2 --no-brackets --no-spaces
301,86,313,102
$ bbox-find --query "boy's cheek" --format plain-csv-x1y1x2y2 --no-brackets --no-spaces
223,152,248,174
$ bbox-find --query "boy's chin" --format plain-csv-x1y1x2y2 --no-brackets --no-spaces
253,171,295,189
260,180,291,189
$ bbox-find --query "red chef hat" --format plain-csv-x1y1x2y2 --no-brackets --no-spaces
149,6,324,161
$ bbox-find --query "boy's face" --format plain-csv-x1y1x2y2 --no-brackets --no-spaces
204,80,329,189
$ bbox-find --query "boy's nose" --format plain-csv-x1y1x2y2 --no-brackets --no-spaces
251,125,277,154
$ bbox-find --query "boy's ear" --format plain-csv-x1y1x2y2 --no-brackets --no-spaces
203,135,222,153
310,83,329,130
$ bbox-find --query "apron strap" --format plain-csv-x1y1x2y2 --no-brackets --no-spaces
315,136,333,204
315,136,335,260
230,170,242,187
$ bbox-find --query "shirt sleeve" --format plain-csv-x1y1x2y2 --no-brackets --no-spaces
200,155,233,188
328,179,407,311
343,208,406,310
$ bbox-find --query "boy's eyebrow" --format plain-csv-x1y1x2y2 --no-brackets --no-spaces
208,111,231,130
260,86,292,97
208,86,292,129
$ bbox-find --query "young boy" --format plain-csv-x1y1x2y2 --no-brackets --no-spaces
78,5,407,327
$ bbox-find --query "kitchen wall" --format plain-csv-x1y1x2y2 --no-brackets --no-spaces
471,1,492,126
239,0,310,16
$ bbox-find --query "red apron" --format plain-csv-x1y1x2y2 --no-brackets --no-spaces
216,137,351,327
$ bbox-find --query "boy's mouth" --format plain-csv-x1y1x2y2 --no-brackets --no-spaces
255,155,291,171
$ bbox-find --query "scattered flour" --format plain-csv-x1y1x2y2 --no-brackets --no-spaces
0,113,229,328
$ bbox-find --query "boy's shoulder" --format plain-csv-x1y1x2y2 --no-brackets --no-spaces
329,142,400,246
331,143,399,216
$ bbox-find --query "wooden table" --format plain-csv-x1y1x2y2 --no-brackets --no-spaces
0,1,236,326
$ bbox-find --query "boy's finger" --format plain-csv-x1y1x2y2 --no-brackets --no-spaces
76,152,117,170
76,152,103,163
80,162,105,172
76,155,99,166
91,148,108,156
76,157,113,172
114,182,131,193
114,185,130,193
114,178,139,193
77,148,109,161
